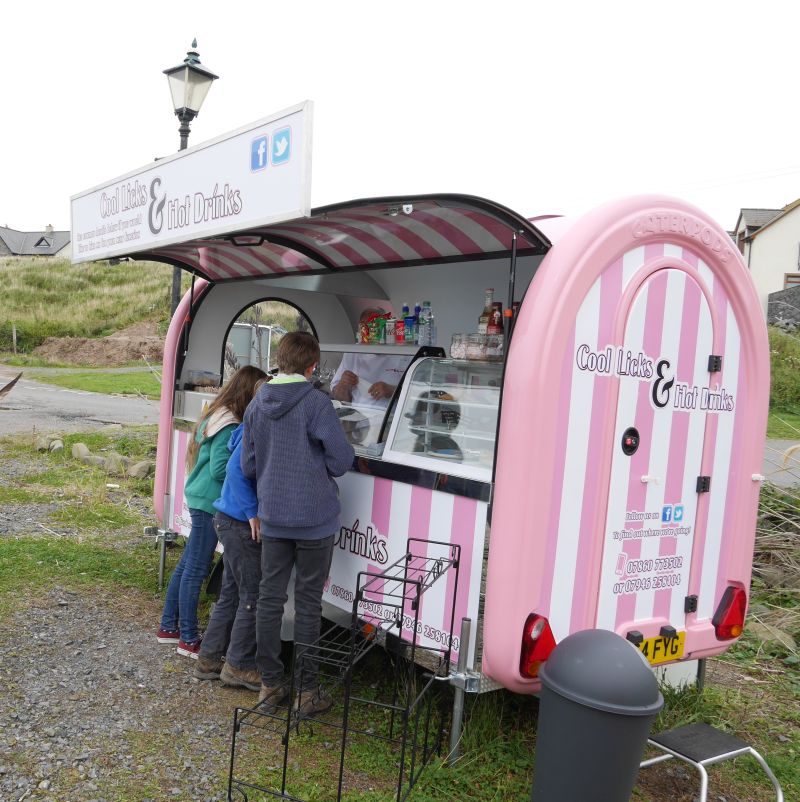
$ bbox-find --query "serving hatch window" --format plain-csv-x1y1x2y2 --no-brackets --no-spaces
223,299,312,381
317,349,413,451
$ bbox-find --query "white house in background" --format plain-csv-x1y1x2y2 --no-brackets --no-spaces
0,224,71,259
734,203,800,315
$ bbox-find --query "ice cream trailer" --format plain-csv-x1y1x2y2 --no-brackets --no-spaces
127,191,766,697
70,110,769,696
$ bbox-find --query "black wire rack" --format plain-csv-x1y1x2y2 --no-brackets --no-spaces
227,537,461,802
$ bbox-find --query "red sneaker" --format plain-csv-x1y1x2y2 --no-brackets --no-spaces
177,639,202,659
156,627,180,644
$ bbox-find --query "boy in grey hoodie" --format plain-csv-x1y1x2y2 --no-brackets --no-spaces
241,332,354,716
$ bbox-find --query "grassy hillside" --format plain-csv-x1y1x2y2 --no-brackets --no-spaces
0,257,179,351
0,258,308,357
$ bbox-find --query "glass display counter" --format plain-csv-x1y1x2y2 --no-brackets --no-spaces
383,358,502,482
318,343,418,452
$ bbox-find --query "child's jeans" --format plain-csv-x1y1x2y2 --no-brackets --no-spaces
256,534,334,690
160,509,218,643
200,512,262,669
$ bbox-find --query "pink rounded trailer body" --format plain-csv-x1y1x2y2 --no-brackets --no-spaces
148,195,768,694
484,196,769,692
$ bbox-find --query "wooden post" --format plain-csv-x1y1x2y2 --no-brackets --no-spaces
11,323,17,355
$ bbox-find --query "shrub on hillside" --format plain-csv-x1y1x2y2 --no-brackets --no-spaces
769,326,800,410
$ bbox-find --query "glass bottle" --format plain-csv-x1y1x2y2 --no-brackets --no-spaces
478,288,494,334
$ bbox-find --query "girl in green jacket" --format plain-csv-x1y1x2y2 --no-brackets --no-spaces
157,365,266,657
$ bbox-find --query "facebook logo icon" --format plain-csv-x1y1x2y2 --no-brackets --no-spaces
662,505,673,523
251,136,269,171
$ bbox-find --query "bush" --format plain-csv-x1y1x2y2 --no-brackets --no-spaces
769,326,800,410
0,257,180,351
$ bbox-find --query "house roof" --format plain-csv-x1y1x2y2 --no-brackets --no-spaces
735,208,782,234
746,198,800,241
0,225,70,255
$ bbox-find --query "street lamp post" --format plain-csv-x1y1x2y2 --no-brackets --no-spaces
164,40,219,314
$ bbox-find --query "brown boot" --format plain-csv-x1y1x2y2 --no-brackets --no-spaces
257,681,289,710
293,688,333,718
192,655,223,681
219,663,262,692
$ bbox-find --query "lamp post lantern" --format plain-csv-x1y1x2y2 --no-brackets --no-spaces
164,40,219,313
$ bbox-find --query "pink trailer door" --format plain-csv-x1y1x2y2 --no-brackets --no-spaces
593,267,716,645
483,196,769,694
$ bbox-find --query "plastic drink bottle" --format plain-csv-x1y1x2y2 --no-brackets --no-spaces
418,301,436,346
403,303,415,344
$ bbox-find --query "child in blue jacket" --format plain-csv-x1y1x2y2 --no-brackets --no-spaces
193,403,267,691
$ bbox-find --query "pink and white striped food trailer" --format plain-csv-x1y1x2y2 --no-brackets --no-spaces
140,192,768,695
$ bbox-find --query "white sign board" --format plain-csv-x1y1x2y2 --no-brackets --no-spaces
71,101,312,264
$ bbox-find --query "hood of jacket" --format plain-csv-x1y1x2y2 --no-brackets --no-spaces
257,380,314,419
201,407,239,440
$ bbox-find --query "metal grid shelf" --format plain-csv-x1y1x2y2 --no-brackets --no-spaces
227,537,461,802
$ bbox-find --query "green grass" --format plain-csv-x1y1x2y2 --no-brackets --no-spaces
0,256,182,351
0,352,76,367
769,327,800,409
0,536,160,599
767,408,800,439
28,370,162,399
0,485,52,504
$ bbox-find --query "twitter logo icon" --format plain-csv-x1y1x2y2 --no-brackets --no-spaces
272,127,291,165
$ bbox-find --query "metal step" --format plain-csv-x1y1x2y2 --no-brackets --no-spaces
641,722,784,802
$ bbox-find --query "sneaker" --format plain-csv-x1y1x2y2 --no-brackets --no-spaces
293,688,333,718
193,655,223,680
176,639,202,659
257,682,290,711
219,663,262,692
156,627,180,644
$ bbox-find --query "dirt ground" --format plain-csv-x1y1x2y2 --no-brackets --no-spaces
32,322,164,367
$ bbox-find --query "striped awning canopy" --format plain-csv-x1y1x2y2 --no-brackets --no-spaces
132,194,551,282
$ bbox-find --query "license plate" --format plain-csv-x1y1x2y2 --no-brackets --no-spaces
638,632,686,666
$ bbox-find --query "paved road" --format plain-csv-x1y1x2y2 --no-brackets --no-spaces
0,366,159,434
763,438,800,489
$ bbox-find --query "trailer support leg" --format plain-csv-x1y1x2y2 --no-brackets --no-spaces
448,617,472,765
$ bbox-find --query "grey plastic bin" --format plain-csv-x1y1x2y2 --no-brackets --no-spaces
530,629,664,802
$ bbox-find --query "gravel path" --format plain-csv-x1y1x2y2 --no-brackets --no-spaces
0,586,258,802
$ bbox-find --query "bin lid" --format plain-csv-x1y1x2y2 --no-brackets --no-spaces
538,630,664,716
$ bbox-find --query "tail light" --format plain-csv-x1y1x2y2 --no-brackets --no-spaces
519,613,557,678
712,586,747,640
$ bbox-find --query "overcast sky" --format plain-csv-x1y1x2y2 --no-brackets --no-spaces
2,0,799,234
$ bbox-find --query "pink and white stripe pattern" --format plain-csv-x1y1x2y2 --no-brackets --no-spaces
138,201,543,282
168,428,192,536
330,471,488,665
541,244,741,642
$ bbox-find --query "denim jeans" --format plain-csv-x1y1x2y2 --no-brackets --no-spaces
200,513,262,669
160,509,218,643
257,535,334,690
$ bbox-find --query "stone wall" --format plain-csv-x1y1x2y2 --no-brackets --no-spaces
767,285,800,331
